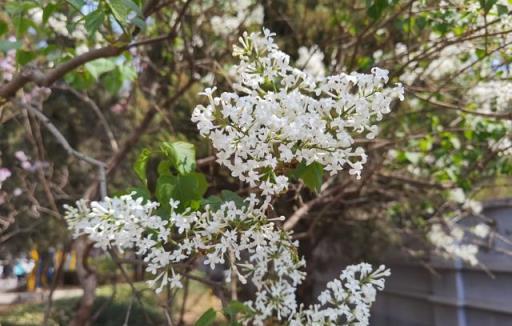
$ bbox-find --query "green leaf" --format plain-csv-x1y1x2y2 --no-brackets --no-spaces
433,22,449,35
0,20,8,36
203,190,246,210
155,175,177,207
106,0,141,25
367,0,389,20
202,195,223,210
223,300,254,323
157,160,173,176
160,141,196,175
133,148,151,183
155,172,208,212
14,16,32,37
103,64,135,94
42,3,58,24
449,136,461,150
84,9,105,36
118,63,137,80
174,173,208,203
464,129,474,140
127,186,151,202
475,48,486,59
441,132,461,150
65,68,96,90
418,136,433,152
85,58,117,80
496,4,508,15
103,67,124,94
131,16,146,30
0,40,22,52
404,152,421,165
219,190,246,208
357,56,372,70
5,2,38,14
291,162,324,192
195,308,216,326
479,0,498,13
15,49,36,65
66,0,85,11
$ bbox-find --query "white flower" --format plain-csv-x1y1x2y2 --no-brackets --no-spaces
464,199,483,214
290,263,390,325
169,198,180,210
428,223,480,266
449,188,466,203
65,193,389,325
297,45,326,77
192,29,403,196
473,223,490,238
168,271,183,288
210,1,264,37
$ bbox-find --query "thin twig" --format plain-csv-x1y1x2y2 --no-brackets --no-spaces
91,278,117,321
53,85,119,151
19,101,108,198
178,277,189,326
229,250,237,301
108,249,154,324
43,246,70,325
122,295,135,326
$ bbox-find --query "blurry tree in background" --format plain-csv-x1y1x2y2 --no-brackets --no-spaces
1,0,512,325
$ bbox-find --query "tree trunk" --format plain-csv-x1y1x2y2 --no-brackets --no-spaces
69,236,97,326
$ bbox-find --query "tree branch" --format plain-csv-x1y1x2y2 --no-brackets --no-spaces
1,46,123,99
53,85,119,152
19,101,107,198
412,92,512,120
0,0,193,100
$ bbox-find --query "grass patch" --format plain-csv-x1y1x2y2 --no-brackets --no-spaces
0,283,163,326
0,279,223,326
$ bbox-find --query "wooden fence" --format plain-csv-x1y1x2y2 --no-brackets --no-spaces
372,199,512,326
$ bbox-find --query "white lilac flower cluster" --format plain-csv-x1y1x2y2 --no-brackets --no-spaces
65,28,392,326
65,194,305,317
290,264,390,326
297,45,326,77
470,81,512,113
192,29,404,196
209,0,264,37
29,8,88,40
65,193,389,325
428,222,490,266
469,80,512,156
396,0,512,86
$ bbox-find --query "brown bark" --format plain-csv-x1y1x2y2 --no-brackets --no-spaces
69,237,97,326
0,46,124,99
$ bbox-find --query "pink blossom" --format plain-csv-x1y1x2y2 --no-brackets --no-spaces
21,161,32,170
0,168,11,183
15,150,29,162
